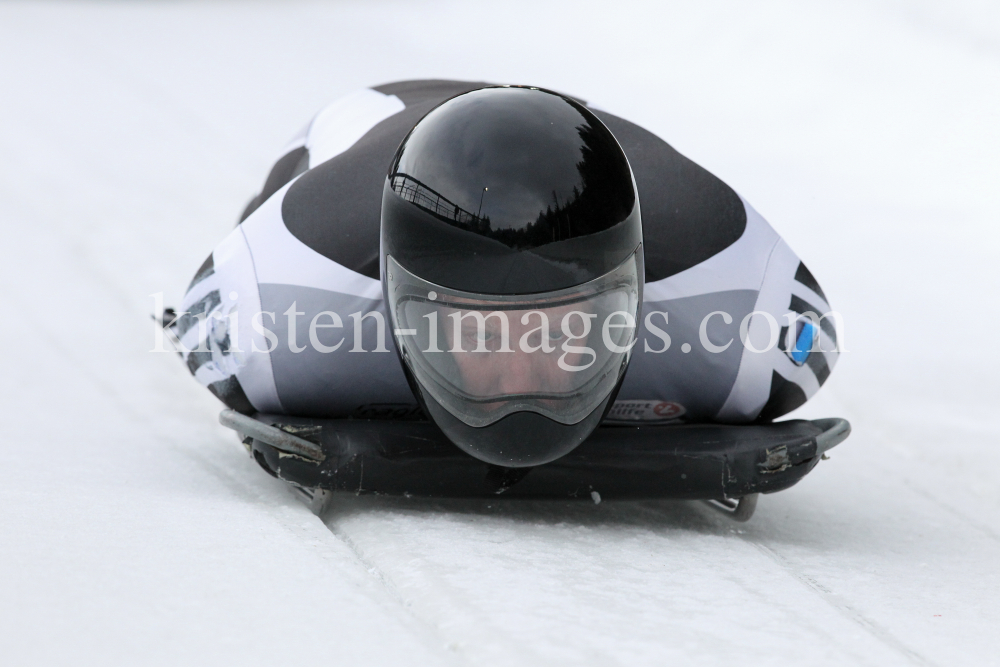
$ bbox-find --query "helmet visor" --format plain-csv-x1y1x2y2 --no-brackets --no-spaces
386,250,640,428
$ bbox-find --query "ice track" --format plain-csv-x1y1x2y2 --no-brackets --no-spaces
1,1,998,665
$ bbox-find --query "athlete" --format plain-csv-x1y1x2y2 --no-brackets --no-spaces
165,80,839,468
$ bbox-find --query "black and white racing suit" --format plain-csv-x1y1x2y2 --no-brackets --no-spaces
169,80,839,425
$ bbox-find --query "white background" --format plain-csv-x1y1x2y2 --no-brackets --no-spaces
1,1,998,665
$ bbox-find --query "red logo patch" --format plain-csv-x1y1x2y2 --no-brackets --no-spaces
652,401,685,419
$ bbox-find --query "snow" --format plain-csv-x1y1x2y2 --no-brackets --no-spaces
1,1,998,664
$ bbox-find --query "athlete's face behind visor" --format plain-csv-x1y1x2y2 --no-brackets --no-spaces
387,250,640,443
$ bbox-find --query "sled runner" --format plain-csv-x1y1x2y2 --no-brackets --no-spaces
220,409,850,521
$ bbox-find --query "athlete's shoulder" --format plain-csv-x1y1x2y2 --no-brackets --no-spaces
301,79,489,171
275,80,488,278
587,109,748,282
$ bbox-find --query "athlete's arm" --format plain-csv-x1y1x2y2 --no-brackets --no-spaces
170,245,257,414
591,109,838,424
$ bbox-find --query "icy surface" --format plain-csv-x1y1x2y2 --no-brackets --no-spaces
1,1,998,665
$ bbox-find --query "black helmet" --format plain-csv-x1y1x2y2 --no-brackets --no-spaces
381,85,643,467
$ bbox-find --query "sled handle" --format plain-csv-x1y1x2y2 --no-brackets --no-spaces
812,418,851,455
219,410,326,462
705,494,758,522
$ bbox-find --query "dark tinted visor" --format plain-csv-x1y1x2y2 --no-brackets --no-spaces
386,249,641,427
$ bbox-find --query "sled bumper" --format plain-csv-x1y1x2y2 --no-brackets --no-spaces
220,411,850,500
